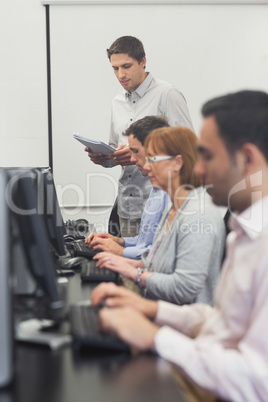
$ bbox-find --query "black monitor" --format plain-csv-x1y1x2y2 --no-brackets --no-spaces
6,169,64,320
34,168,67,258
0,169,13,386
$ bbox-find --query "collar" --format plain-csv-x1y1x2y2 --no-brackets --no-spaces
229,195,268,240
124,72,154,101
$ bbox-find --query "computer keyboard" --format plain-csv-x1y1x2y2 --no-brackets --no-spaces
69,300,129,352
80,260,118,283
66,239,99,259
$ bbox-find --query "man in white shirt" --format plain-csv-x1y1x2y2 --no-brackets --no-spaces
86,36,193,237
91,90,268,402
85,116,170,260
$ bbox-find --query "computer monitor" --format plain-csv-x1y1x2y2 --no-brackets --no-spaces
7,168,37,296
7,168,64,321
34,168,67,258
0,169,13,387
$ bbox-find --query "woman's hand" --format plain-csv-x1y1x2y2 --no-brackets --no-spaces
94,252,137,280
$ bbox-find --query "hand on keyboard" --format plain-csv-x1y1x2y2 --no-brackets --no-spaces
69,300,129,352
80,260,118,283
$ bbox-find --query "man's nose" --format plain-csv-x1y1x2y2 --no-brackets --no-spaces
130,154,137,163
118,68,125,79
194,159,205,178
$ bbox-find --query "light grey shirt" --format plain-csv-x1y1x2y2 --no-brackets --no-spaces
143,187,226,306
109,73,194,220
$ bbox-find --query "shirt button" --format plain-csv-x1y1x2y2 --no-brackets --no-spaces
133,101,136,103
129,175,131,178
130,194,133,196
130,119,132,121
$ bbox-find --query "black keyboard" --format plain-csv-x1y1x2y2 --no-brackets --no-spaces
67,240,99,259
80,260,118,283
69,301,129,352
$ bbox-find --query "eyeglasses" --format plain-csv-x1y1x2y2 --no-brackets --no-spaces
145,155,175,165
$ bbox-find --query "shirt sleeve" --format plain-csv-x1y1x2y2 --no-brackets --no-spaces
108,112,119,149
155,300,214,337
123,236,138,248
123,244,152,260
123,235,152,260
162,88,195,132
154,273,268,401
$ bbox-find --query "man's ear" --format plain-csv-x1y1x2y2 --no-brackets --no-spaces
239,143,264,173
235,145,253,176
140,57,146,69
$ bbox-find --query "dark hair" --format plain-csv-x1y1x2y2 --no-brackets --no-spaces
107,36,145,63
144,126,202,188
123,115,169,145
202,90,268,160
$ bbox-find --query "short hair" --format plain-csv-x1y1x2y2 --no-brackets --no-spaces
123,115,169,145
202,90,268,160
107,36,145,63
144,126,202,188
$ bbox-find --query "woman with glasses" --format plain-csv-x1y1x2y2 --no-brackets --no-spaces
95,126,225,306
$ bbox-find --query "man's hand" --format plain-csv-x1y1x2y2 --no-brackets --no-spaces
91,238,125,255
85,147,110,165
112,145,134,166
91,282,158,320
85,144,134,167
99,306,159,351
85,232,124,246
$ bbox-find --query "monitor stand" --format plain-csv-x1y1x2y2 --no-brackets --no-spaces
15,319,72,350
13,241,36,296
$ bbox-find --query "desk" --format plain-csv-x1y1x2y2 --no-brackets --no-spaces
0,274,188,402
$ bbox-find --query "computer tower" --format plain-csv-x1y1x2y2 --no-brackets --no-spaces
0,169,13,387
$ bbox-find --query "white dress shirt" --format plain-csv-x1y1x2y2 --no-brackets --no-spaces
154,195,268,402
109,73,194,220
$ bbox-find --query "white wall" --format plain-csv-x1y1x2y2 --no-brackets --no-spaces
48,2,268,226
2,1,268,231
0,0,48,168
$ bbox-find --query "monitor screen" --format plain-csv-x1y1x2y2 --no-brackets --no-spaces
6,169,64,320
34,168,67,258
0,169,13,386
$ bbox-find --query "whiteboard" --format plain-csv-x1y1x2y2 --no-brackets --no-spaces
48,2,268,209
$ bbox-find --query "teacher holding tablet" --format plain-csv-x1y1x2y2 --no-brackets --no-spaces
86,36,194,237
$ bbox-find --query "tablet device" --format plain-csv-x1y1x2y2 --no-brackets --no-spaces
73,134,116,155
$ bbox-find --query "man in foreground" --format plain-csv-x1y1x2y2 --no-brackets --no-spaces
91,90,268,401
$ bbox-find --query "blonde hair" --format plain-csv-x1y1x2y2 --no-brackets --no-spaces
144,126,202,188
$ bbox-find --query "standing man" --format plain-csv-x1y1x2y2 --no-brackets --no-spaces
91,90,268,401
86,36,194,237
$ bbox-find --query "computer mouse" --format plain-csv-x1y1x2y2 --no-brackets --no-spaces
63,235,76,242
64,235,85,242
58,257,87,270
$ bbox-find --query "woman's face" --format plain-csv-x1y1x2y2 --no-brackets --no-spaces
144,143,176,191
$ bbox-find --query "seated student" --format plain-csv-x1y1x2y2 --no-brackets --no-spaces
85,116,171,260
95,126,225,306
91,90,268,402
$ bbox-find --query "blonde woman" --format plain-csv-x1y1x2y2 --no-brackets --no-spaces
96,127,225,306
